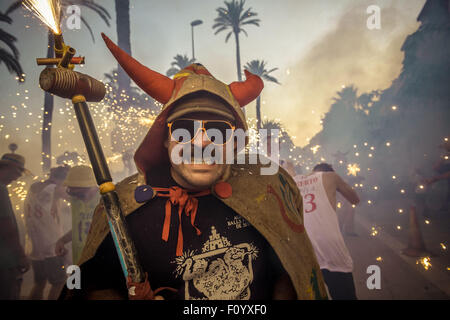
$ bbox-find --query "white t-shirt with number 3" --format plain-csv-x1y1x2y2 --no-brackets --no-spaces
294,172,353,273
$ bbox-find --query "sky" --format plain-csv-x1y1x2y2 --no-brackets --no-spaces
0,0,426,175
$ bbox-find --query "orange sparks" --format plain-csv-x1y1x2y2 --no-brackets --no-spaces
416,257,432,270
23,0,61,34
347,163,360,176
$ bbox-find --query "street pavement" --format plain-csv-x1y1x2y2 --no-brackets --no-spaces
18,201,449,300
344,203,449,300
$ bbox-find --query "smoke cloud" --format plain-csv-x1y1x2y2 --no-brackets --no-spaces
264,1,423,147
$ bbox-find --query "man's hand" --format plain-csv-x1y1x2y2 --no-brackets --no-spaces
17,255,30,274
55,238,68,256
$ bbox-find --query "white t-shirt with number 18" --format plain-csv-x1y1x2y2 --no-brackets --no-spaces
294,172,353,273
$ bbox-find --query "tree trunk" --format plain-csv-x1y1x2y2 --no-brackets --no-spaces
42,31,54,173
256,95,262,129
234,30,242,82
234,30,244,116
115,0,131,99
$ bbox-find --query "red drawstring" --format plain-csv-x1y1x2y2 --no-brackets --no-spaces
153,186,210,256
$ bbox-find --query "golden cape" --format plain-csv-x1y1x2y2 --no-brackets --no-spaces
78,162,328,300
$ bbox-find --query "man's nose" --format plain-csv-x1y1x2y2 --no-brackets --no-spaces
193,129,211,148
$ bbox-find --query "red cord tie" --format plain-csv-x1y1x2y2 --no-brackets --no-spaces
153,186,210,256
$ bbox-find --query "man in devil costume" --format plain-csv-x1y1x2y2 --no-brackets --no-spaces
64,33,327,300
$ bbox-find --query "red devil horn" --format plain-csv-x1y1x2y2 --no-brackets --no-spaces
101,33,175,104
228,70,264,107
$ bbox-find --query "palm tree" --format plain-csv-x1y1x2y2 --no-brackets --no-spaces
213,0,260,82
7,1,110,173
261,119,294,147
260,119,295,161
335,85,358,104
0,11,24,82
166,54,195,77
244,60,280,129
356,90,380,111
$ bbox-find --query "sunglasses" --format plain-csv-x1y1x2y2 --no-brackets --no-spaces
168,118,236,145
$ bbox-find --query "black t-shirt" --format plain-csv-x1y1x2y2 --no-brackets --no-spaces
78,166,284,300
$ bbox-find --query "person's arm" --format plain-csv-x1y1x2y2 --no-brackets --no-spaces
0,186,29,273
60,230,72,244
335,173,360,205
54,184,69,201
424,171,450,186
0,217,25,257
55,230,72,256
0,217,29,273
432,159,445,172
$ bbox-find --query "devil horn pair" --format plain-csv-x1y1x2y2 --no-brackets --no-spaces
101,33,263,107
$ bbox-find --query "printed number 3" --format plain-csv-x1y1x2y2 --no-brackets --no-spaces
304,193,317,213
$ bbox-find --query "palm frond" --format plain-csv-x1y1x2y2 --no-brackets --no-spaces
240,8,258,22
167,54,195,77
67,0,111,27
84,1,111,19
213,25,228,35
64,0,111,27
244,59,280,84
225,31,233,42
166,67,179,77
244,59,264,74
213,0,260,38
0,29,19,58
261,119,282,130
241,19,260,26
262,74,280,84
0,47,24,81
79,14,95,42
5,2,23,15
104,72,114,82
0,12,13,24
239,28,248,37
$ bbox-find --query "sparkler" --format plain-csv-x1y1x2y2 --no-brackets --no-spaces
26,0,146,291
23,0,61,35
22,0,85,68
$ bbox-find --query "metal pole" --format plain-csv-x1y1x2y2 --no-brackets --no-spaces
36,33,147,292
191,25,195,60
190,20,203,61
72,95,145,283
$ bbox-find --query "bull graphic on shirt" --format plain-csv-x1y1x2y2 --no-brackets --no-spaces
173,226,259,300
